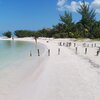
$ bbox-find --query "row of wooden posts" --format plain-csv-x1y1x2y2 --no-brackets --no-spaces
30,47,99,57
30,48,61,57
75,47,100,56
75,47,88,54
59,42,97,48
59,42,100,56
29,42,100,57
32,48,99,56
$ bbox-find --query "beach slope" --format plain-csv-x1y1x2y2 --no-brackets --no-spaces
1,38,100,100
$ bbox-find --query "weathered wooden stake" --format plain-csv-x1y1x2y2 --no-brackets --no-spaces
48,49,50,56
87,44,89,47
99,47,100,51
59,42,62,46
94,43,96,47
91,44,93,48
74,43,76,47
69,42,71,47
30,51,32,57
58,48,60,55
85,48,87,54
75,47,78,54
37,49,40,56
66,42,68,47
96,50,100,56
63,42,65,46
83,43,86,47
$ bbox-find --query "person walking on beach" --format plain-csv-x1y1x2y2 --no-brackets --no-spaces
34,37,37,44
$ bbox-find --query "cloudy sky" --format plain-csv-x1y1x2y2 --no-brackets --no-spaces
57,0,100,13
0,0,100,32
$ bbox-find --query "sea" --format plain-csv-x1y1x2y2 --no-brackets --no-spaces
0,39,46,96
0,40,45,69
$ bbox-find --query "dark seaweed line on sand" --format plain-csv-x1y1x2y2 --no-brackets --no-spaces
68,47,100,68
82,56,100,68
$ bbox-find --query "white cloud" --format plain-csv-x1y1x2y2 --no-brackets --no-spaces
57,0,100,13
57,0,66,7
68,1,79,12
91,0,100,13
57,0,80,12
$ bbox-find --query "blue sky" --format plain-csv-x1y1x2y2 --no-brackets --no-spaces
0,0,100,32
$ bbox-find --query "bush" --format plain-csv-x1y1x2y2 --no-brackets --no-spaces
33,32,41,38
53,33,68,38
15,30,34,38
3,31,12,38
53,34,61,38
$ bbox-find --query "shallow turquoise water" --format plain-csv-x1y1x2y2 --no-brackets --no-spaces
0,40,45,69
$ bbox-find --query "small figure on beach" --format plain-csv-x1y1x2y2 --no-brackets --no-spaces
34,37,37,44
12,36,14,40
11,35,14,40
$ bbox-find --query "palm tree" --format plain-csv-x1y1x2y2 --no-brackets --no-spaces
77,0,96,36
60,11,75,36
53,23,66,33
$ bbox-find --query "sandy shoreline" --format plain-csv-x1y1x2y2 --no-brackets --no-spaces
0,37,100,100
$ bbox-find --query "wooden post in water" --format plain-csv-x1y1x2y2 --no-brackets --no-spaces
58,48,60,55
37,49,40,56
85,48,87,54
48,49,50,56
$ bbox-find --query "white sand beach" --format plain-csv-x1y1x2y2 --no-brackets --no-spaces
0,38,100,100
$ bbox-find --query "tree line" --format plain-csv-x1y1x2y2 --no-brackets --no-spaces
3,0,100,39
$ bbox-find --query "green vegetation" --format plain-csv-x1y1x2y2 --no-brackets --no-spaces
92,38,100,41
2,0,100,39
14,30,34,38
3,31,12,38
